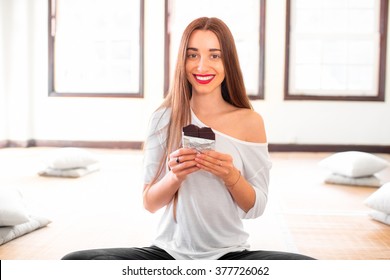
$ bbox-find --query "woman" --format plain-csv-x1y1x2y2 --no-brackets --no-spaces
62,17,314,260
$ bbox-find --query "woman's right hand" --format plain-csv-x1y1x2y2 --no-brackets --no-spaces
143,148,199,213
168,148,199,183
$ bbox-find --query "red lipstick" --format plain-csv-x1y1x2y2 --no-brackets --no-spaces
193,74,215,84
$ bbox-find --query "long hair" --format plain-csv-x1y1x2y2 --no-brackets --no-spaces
150,16,252,191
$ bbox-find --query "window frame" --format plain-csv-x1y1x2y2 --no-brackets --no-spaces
284,0,388,101
164,0,266,100
48,0,145,98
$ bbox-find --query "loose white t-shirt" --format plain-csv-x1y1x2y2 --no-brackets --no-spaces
143,108,272,260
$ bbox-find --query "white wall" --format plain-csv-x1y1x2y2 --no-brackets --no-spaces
0,0,7,141
1,0,389,146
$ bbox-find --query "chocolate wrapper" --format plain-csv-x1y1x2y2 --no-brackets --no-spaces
182,124,215,152
182,135,215,152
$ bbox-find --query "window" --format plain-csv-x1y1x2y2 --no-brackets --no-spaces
49,0,144,97
285,0,387,101
165,0,266,99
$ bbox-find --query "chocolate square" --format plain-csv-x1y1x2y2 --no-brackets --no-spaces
183,124,215,140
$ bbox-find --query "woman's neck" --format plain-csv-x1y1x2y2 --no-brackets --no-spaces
190,92,230,117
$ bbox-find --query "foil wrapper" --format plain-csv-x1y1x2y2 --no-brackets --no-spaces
182,124,215,152
182,135,215,152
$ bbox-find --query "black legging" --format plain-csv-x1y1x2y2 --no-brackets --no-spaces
61,245,315,260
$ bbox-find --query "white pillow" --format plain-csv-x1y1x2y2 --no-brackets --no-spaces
0,188,30,226
0,215,51,245
38,163,100,178
319,151,388,178
44,148,99,169
364,182,390,214
368,210,390,225
324,174,382,187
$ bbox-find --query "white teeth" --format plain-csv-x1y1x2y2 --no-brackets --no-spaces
196,75,214,81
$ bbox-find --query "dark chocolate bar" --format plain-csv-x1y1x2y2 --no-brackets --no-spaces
183,124,215,140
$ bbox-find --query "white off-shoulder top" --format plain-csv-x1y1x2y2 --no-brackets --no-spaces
143,108,272,260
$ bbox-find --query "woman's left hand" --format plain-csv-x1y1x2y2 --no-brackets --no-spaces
196,150,255,212
195,150,240,186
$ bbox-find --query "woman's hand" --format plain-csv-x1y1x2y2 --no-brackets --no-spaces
168,148,199,183
143,148,199,213
195,150,255,212
194,150,240,186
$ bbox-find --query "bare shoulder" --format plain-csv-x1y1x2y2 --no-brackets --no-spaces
237,109,267,143
211,107,267,143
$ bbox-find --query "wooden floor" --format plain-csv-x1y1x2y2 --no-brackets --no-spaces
0,148,390,260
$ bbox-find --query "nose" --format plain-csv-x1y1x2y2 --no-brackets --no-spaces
197,56,209,72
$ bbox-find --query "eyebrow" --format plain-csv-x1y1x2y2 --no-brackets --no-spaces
186,47,221,52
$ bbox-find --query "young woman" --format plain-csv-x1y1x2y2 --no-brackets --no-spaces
62,17,314,260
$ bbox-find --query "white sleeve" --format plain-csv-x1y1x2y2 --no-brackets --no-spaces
237,145,272,219
143,109,170,184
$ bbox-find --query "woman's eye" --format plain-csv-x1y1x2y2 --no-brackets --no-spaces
187,53,198,59
211,54,221,59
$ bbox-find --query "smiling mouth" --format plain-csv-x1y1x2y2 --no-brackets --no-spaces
193,74,215,84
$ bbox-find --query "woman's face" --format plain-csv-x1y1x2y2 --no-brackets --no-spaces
185,30,225,97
